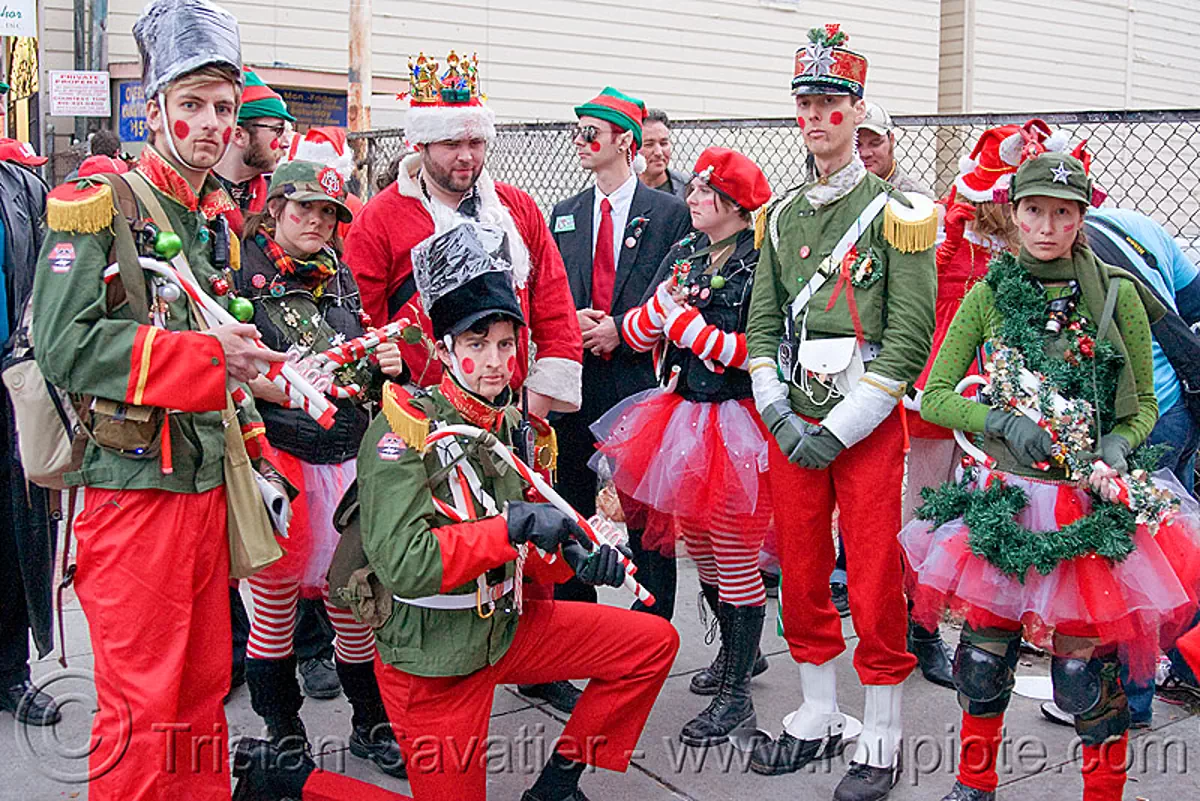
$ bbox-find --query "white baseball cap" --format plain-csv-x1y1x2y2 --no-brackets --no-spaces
858,101,894,135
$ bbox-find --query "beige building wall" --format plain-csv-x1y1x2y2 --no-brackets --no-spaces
940,0,1200,113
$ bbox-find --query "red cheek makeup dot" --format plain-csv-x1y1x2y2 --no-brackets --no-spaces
1063,223,1076,232
797,118,806,129
173,120,190,140
461,358,476,374
829,111,844,126
222,127,232,144
1020,222,1033,233
270,138,280,150
589,141,602,153
288,214,302,224
506,356,516,372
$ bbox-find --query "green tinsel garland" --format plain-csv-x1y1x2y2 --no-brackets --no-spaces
916,479,1138,582
985,252,1125,433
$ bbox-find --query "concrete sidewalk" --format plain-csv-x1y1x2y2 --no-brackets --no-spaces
4,558,1197,800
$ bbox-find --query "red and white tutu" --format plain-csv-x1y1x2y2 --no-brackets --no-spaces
900,466,1200,681
590,388,772,555
258,452,357,597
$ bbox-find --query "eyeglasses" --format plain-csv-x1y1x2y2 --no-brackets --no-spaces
572,125,603,143
247,122,286,138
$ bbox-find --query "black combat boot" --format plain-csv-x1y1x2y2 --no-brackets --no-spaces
690,584,767,695
908,617,955,689
336,660,406,778
680,603,764,746
245,656,309,758
231,737,314,801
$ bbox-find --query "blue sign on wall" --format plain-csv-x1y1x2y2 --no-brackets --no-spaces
277,88,347,129
118,80,147,142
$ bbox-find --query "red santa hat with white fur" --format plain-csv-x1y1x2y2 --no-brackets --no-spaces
953,118,1070,204
284,127,355,181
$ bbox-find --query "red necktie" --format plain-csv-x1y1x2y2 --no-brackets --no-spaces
591,197,615,313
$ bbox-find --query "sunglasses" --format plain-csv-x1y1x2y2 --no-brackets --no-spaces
572,125,608,144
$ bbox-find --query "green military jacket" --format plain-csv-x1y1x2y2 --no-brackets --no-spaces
32,152,253,493
358,382,529,677
746,162,937,420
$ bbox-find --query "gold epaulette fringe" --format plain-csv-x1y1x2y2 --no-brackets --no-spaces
46,181,116,234
382,382,430,452
883,193,938,254
229,231,242,272
753,206,767,250
535,425,558,474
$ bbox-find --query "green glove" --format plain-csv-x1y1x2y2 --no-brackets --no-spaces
792,426,846,470
1098,433,1132,474
761,400,808,462
984,409,1054,467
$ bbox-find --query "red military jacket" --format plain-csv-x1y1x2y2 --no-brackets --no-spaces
343,155,582,412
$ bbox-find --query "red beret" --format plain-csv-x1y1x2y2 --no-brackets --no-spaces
77,155,130,177
693,147,771,212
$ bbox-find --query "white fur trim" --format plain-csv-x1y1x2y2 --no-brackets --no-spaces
998,132,1025,167
954,172,1011,204
524,356,583,413
404,104,496,144
290,140,354,181
395,153,531,288
1044,130,1070,153
821,371,904,448
633,152,647,174
958,154,978,174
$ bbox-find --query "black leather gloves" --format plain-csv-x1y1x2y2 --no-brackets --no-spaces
563,542,630,587
505,502,587,552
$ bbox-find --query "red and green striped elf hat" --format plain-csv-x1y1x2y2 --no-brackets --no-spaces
239,67,295,123
574,87,647,148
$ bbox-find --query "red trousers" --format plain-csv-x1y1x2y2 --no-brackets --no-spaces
768,410,916,684
74,487,232,801
375,599,679,801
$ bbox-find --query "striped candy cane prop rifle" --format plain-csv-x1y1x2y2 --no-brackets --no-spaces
310,321,419,400
424,424,656,607
104,259,336,429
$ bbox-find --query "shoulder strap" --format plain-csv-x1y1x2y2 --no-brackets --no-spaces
91,174,150,324
1087,215,1161,277
1097,277,1122,341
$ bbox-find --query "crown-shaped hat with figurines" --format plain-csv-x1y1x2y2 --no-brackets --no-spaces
401,50,496,144
792,24,868,98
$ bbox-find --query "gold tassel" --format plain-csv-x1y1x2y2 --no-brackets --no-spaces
228,231,242,272
535,425,558,474
46,182,115,234
883,194,938,254
382,382,430,452
753,206,767,250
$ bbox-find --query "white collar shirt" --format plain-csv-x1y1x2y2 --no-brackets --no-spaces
591,172,638,270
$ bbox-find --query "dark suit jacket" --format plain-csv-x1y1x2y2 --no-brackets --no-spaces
551,180,692,422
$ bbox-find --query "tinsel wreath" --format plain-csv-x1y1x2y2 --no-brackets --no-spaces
916,478,1138,582
985,252,1125,433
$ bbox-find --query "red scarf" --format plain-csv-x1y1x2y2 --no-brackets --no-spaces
137,145,237,220
439,374,505,432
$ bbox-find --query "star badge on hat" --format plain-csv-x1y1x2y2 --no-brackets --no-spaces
1051,162,1072,184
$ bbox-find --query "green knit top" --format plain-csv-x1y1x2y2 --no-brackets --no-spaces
921,263,1158,468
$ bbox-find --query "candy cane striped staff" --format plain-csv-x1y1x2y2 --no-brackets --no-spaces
103,259,337,430
425,424,656,607
310,320,418,400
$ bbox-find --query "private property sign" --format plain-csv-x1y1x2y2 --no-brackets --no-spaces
49,71,111,117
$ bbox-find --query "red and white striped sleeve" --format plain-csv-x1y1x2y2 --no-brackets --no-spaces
664,307,750,371
621,279,679,353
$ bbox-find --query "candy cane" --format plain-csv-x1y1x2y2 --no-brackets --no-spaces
106,260,336,430
425,425,655,606
953,375,997,469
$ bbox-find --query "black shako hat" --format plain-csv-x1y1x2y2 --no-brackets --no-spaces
414,222,525,340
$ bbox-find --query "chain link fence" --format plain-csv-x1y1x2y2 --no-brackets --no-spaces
349,109,1200,244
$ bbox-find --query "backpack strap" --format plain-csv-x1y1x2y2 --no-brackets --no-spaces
1097,276,1122,342
90,174,151,324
